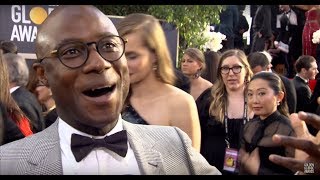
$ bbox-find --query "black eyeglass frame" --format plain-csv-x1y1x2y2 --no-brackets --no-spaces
38,35,127,69
220,65,244,74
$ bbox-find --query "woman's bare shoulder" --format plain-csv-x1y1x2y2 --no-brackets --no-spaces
163,85,196,108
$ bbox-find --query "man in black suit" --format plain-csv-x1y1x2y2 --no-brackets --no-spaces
3,53,45,133
293,55,319,135
288,5,307,78
247,51,297,114
234,5,249,51
293,55,318,112
216,5,239,52
251,5,273,53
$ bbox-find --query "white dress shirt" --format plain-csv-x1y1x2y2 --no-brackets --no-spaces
58,115,141,175
9,86,20,93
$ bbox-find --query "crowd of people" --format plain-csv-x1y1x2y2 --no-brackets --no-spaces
0,5,319,175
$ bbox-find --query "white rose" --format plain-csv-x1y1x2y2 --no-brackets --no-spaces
312,29,320,44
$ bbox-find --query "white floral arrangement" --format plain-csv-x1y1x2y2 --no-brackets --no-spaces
312,29,320,44
203,25,226,52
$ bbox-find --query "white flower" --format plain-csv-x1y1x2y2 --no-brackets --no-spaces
312,29,320,44
203,25,226,52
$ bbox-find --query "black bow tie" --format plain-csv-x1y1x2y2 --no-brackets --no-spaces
71,130,128,162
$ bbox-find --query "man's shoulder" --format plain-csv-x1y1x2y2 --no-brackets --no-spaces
0,125,57,157
11,87,38,102
279,75,295,86
123,121,188,142
0,132,40,159
292,76,303,85
124,120,177,134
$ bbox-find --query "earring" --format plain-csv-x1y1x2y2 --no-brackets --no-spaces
277,101,280,106
194,69,201,79
152,64,158,71
244,76,249,84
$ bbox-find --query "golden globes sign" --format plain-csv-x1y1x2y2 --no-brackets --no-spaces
0,5,58,59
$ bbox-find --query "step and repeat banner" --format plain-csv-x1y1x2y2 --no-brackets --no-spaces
0,5,57,60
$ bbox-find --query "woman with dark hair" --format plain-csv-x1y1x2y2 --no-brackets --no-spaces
239,72,295,175
0,50,33,145
202,50,221,84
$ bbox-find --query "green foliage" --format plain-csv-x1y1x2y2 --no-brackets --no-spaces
94,5,150,16
95,5,224,67
148,5,224,66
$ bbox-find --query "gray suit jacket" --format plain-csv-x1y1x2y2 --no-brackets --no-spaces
0,119,221,175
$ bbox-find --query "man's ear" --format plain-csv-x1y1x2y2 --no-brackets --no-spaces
33,62,44,75
33,62,47,82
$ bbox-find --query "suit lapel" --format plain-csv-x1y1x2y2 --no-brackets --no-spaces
123,121,165,175
25,121,63,175
23,120,165,174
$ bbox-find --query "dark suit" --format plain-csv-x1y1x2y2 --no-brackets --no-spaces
251,5,272,53
307,78,320,135
309,78,320,113
44,108,58,128
293,76,311,113
280,75,296,113
217,5,239,52
11,87,45,133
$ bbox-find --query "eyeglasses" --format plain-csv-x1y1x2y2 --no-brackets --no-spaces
39,35,127,69
220,65,243,74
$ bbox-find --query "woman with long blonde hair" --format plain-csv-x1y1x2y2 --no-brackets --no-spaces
200,49,254,174
117,13,201,151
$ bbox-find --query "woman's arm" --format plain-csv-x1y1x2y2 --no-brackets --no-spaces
170,91,201,152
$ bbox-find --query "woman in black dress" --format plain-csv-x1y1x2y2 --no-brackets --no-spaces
199,49,254,174
240,72,295,175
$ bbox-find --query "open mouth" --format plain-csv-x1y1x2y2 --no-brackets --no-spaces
82,85,116,97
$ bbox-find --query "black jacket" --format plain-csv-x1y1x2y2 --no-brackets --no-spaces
11,87,45,133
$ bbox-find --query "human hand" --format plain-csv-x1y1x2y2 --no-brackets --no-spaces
269,112,320,175
268,48,280,56
240,148,260,175
296,112,320,132
274,41,279,48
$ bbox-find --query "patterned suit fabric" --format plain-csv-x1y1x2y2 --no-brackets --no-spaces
0,119,221,175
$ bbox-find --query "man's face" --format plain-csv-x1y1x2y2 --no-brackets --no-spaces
306,61,319,80
37,6,129,130
279,5,289,12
